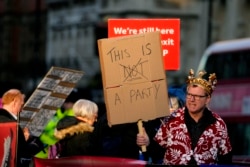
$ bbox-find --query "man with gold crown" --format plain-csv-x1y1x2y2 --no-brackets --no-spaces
153,69,232,165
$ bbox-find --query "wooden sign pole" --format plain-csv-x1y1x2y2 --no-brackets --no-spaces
137,119,147,152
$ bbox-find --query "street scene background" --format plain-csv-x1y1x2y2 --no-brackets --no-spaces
1,0,250,162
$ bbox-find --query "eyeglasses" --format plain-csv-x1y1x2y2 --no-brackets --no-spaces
186,93,207,100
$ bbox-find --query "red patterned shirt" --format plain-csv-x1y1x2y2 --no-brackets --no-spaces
154,107,232,165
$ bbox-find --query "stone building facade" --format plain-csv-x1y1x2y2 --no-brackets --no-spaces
1,0,250,93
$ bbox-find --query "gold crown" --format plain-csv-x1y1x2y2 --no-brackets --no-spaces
186,69,217,95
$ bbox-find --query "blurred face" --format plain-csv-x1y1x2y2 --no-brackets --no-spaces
77,114,98,126
63,102,74,110
12,93,25,115
2,89,25,116
186,85,210,114
169,97,179,113
88,114,98,126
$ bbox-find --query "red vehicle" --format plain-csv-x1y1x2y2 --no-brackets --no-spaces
197,38,250,163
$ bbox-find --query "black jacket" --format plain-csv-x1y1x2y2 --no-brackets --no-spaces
96,113,165,163
54,116,101,157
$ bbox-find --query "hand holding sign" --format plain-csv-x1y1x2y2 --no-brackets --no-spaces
137,119,148,152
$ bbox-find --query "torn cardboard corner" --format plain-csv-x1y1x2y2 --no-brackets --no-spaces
98,31,170,126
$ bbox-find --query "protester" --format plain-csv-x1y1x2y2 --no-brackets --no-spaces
0,89,44,167
152,69,233,165
36,89,79,158
49,99,99,158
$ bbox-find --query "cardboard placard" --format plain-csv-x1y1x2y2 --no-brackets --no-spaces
98,31,169,126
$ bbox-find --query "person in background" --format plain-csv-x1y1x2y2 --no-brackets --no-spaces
38,103,75,146
148,69,232,165
49,99,99,158
35,89,79,158
168,86,186,113
0,89,44,167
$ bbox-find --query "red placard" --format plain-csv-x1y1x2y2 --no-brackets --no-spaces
34,156,146,167
0,122,17,167
108,19,180,70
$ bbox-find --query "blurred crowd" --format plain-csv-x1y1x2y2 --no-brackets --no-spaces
0,69,233,166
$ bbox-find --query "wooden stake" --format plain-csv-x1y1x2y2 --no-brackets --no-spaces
137,119,147,152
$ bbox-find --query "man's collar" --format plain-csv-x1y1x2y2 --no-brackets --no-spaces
184,107,216,125
8,110,18,120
